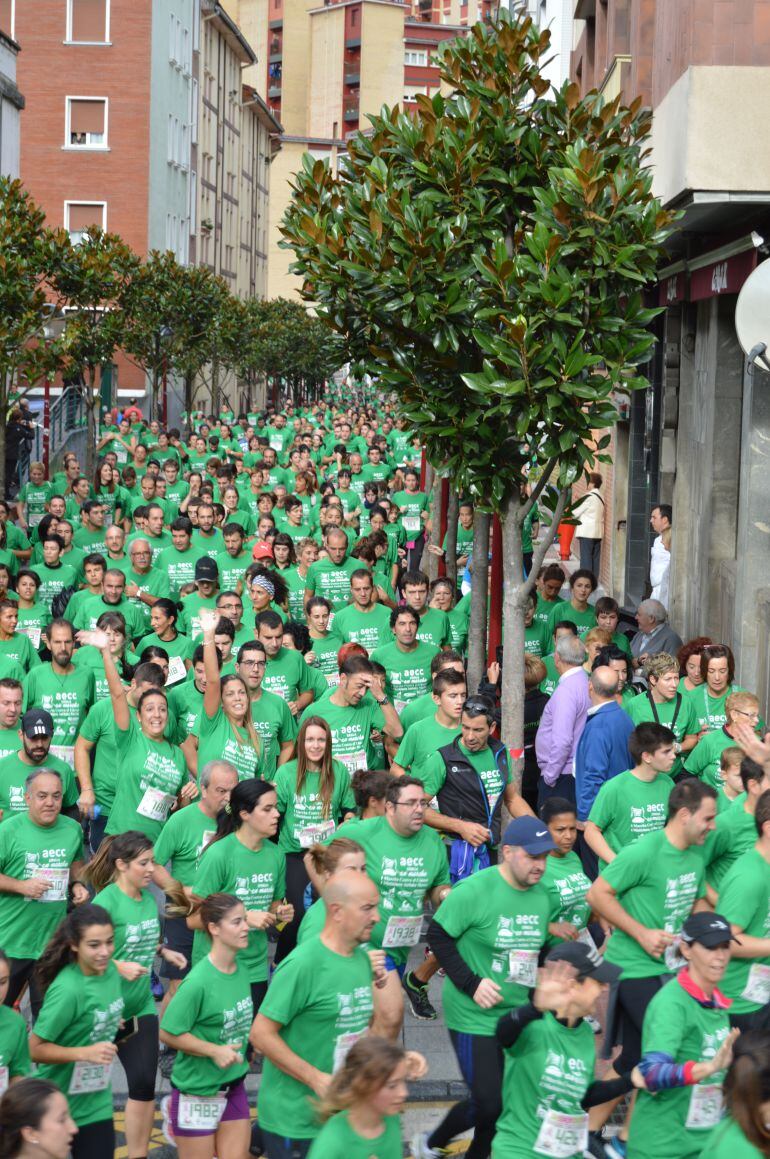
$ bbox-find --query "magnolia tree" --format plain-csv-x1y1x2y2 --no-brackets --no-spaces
282,11,672,780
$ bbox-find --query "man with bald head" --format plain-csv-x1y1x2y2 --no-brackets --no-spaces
118,536,170,636
251,872,381,1158
574,665,634,877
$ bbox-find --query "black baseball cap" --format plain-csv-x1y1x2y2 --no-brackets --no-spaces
21,709,54,739
546,941,622,983
501,816,556,855
195,557,219,581
681,912,738,948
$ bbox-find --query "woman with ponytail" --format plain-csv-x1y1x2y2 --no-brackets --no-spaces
273,716,355,963
308,1036,410,1158
86,831,186,1159
184,607,263,782
160,894,253,1157
298,837,366,946
0,950,29,1094
0,1078,77,1159
702,1030,770,1157
189,778,293,1011
29,904,123,1159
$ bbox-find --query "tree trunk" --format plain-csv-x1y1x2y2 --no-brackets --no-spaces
424,462,440,582
184,371,194,430
85,369,98,478
445,489,459,586
466,508,491,693
499,486,570,792
0,394,7,501
211,352,220,416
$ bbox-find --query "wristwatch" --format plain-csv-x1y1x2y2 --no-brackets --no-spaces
673,741,682,755
375,696,389,706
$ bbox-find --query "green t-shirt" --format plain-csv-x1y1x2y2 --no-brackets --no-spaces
191,833,285,981
297,896,326,946
700,1117,763,1159
72,594,144,642
627,976,731,1159
0,728,19,763
587,770,672,868
153,802,217,886
79,699,177,814
263,646,324,703
370,640,439,709
275,759,355,853
16,603,51,649
18,480,52,524
106,713,188,839
169,679,204,738
93,883,160,1019
433,865,552,1034
178,592,219,641
195,704,263,782
72,527,108,556
415,607,450,650
394,715,460,779
132,630,194,685
249,690,297,779
215,548,252,592
391,489,429,538
546,602,597,639
627,693,700,777
307,632,343,681
683,727,737,790
283,566,311,621
307,1111,401,1159
0,812,83,958
601,828,706,979
301,695,385,776
718,847,770,1013
156,544,207,598
701,798,756,891
23,663,95,751
34,962,125,1127
338,815,449,965
539,653,559,696
534,594,564,630
0,750,78,819
541,851,591,940
306,558,360,610
421,740,510,826
0,1004,30,1086
161,955,253,1097
523,622,550,658
0,632,40,674
332,603,393,652
116,565,171,634
684,684,741,733
492,1011,595,1159
398,692,436,732
257,937,374,1139
33,561,79,606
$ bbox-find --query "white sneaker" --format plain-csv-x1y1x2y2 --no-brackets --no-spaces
411,1132,444,1158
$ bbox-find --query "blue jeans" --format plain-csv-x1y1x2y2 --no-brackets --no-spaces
537,772,576,813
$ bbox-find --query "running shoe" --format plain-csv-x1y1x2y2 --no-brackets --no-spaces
160,1095,175,1146
583,1130,609,1158
401,970,437,1020
604,1139,628,1159
150,969,164,1001
411,1131,446,1157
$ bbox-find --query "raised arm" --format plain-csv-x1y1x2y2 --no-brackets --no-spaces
199,607,221,719
78,628,130,730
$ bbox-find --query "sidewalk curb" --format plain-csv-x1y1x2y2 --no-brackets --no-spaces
113,1078,469,1111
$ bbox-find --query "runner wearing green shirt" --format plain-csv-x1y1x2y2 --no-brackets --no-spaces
157,519,207,598
540,798,593,945
310,1036,409,1159
234,640,297,778
685,643,740,732
33,538,79,606
131,598,195,687
700,1035,770,1158
302,654,402,776
0,677,23,762
523,591,550,657
718,791,770,1029
29,904,125,1156
257,609,325,710
333,570,393,652
627,653,700,776
17,463,52,530
585,722,676,871
684,692,761,789
152,758,239,993
702,760,770,897
627,911,737,1159
533,564,567,630
250,872,380,1155
304,528,360,610
0,709,79,821
0,769,85,1017
391,473,429,546
0,947,30,1091
274,716,356,963
23,619,95,764
90,831,187,1159
190,779,291,1008
160,893,254,1155
15,568,50,650
215,525,252,591
391,668,466,780
424,817,556,1159
397,651,465,732
305,597,344,685
594,595,633,657
0,600,39,673
586,779,716,1124
546,570,597,639
371,607,439,712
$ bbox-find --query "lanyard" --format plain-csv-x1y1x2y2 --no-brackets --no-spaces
647,691,681,733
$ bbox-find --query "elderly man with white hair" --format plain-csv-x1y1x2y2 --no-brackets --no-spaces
630,599,682,667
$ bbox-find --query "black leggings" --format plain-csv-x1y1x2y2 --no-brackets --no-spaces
274,852,310,966
5,957,43,1020
71,1118,115,1159
261,1130,312,1159
428,1030,503,1159
614,976,666,1072
118,1012,158,1101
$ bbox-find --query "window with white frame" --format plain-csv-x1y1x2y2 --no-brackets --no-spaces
65,201,106,244
403,84,429,103
404,48,428,66
66,97,107,148
66,0,109,43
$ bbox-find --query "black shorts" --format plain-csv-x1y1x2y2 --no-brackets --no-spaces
612,975,668,1071
161,915,193,980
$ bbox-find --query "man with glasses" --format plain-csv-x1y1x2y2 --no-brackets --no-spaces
339,775,450,1041
117,537,170,636
215,590,253,653
235,640,296,779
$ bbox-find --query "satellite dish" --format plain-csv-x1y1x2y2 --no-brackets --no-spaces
736,257,770,370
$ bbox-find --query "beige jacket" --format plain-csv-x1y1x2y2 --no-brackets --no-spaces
573,489,605,539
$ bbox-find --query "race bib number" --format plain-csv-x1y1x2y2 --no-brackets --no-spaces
166,656,187,686
18,625,41,649
49,744,74,767
298,819,336,849
137,786,175,823
382,914,422,948
685,1083,723,1130
742,962,770,1006
402,515,421,534
394,699,407,715
36,866,69,903
28,513,44,527
177,1093,227,1131
577,928,598,953
535,1110,589,1158
325,672,340,687
69,1062,110,1095
0,1066,9,1095
269,437,283,452
338,750,367,777
333,1031,366,1074
508,949,538,987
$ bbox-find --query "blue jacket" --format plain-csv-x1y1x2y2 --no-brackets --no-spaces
574,700,634,822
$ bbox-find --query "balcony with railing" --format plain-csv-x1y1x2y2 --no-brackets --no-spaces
344,64,360,86
343,96,359,122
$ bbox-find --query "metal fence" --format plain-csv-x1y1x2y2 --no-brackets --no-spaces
17,386,88,493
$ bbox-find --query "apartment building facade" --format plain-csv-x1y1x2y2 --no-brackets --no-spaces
0,3,22,179
570,0,770,714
